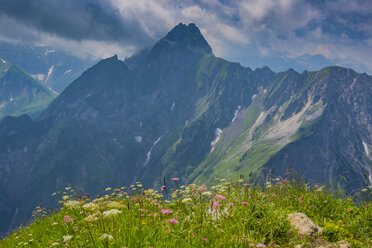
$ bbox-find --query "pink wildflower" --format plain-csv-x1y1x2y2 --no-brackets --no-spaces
249,244,255,247
241,202,248,206
161,185,166,191
213,201,222,209
161,209,173,215
243,183,249,187
171,178,179,181
346,208,351,211
228,202,234,206
256,244,266,247
167,219,179,224
202,238,208,241
64,215,73,223
215,194,226,201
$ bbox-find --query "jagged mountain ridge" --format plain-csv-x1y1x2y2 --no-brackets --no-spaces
0,23,371,235
0,57,56,120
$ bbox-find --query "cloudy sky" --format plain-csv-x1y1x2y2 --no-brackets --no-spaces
0,0,371,72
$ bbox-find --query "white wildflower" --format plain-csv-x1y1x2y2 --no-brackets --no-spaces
102,209,121,218
99,233,114,241
82,202,98,211
63,200,81,209
63,235,73,243
182,198,192,203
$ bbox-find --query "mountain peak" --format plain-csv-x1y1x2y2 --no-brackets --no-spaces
159,23,212,55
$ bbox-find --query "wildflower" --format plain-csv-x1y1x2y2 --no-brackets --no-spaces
167,219,179,224
84,215,98,222
215,194,226,201
346,208,351,211
52,222,58,225
311,205,316,208
241,202,248,206
105,187,112,191
171,178,179,181
99,233,114,241
182,198,192,203
202,191,213,196
63,235,73,243
63,200,81,209
102,209,122,218
161,185,166,191
51,242,59,246
161,209,173,215
82,202,97,211
266,182,272,188
361,188,367,192
213,201,222,209
62,195,69,201
256,244,266,247
202,238,208,241
249,244,255,247
228,202,234,206
64,215,73,223
243,183,249,187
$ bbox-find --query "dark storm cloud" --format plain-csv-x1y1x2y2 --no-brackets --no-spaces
0,0,154,46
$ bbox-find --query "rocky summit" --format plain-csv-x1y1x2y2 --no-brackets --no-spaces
0,23,371,235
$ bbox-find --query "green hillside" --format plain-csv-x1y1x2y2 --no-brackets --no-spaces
0,58,57,120
0,178,371,247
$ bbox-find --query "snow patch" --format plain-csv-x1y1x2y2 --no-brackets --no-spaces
64,69,72,76
0,58,6,64
185,120,189,126
9,97,13,102
44,49,55,56
362,141,370,158
45,65,54,84
139,121,143,127
32,74,45,81
0,102,6,108
232,105,241,122
171,102,175,111
251,94,257,101
143,137,161,166
210,128,223,153
135,136,142,143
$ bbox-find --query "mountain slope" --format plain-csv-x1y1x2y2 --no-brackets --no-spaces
0,58,56,120
0,23,371,236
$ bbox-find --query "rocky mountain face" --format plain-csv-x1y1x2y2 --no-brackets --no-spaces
0,23,371,236
0,42,96,93
0,58,56,120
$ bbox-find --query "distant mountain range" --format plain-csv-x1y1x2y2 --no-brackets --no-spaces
239,53,372,75
0,42,97,93
0,23,371,236
0,57,56,120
